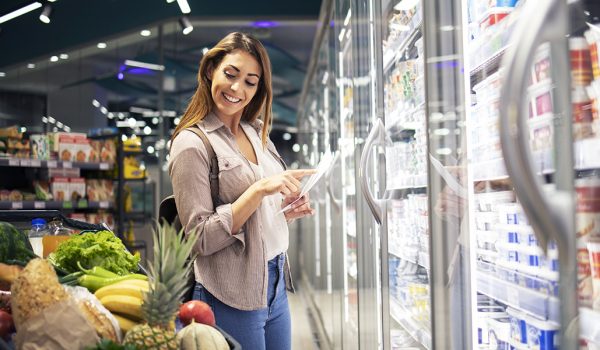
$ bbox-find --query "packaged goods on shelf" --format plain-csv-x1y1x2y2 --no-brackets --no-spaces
585,24,600,81
589,241,600,310
30,134,50,160
86,179,114,202
50,177,87,201
48,167,81,178
507,307,559,350
0,125,23,139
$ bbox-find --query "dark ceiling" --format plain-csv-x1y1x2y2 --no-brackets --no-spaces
0,0,322,127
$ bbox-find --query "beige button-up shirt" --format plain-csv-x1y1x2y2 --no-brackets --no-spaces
168,112,294,311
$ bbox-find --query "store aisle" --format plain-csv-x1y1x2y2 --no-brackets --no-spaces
289,289,320,350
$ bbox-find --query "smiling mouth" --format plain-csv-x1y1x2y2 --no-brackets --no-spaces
223,92,241,104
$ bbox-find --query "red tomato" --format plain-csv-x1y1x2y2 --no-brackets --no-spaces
178,300,215,326
0,310,14,340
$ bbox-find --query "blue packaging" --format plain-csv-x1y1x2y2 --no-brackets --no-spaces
496,0,518,7
524,314,559,350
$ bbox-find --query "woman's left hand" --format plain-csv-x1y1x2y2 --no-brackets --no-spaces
282,193,314,222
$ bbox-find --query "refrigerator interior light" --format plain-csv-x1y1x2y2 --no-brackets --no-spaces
178,16,193,35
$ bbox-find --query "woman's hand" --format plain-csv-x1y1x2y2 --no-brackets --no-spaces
256,169,316,197
282,193,314,222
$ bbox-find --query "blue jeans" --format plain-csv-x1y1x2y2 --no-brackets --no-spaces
192,254,291,350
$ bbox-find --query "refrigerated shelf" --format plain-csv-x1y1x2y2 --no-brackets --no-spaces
476,272,559,323
390,297,431,349
470,47,508,86
471,158,508,182
383,20,423,72
580,307,600,344
388,174,428,190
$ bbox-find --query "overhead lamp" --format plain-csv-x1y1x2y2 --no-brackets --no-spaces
50,55,58,62
97,42,107,49
39,4,52,24
0,72,5,77
140,29,151,37
178,16,193,35
176,0,191,14
166,0,175,2
27,63,35,69
59,53,68,59
0,2,42,25
124,59,165,71
92,99,101,108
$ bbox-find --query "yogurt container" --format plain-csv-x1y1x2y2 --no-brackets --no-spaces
507,307,528,345
523,313,559,350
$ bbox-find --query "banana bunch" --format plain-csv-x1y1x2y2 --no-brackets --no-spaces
94,279,149,333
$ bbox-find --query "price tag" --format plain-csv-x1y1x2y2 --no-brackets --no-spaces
34,201,46,209
30,159,41,167
100,163,109,170
99,201,109,209
506,286,520,306
8,159,19,166
77,200,88,208
47,160,57,168
63,161,72,169
20,159,31,167
11,202,23,209
63,201,73,209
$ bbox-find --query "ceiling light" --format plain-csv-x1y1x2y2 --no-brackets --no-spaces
107,112,114,119
59,53,68,59
63,126,71,132
97,42,107,49
178,16,193,35
27,63,35,69
143,126,152,135
56,121,63,128
140,29,151,37
283,132,292,140
50,55,58,62
100,106,108,115
174,117,181,125
121,135,128,142
130,106,153,114
124,59,165,71
152,117,159,125
127,118,137,128
92,99,100,108
166,0,175,2
48,116,56,124
39,4,52,24
42,116,48,123
176,0,191,14
0,72,5,77
147,145,155,154
0,2,42,25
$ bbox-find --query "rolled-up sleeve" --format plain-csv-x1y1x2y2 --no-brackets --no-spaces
169,133,244,256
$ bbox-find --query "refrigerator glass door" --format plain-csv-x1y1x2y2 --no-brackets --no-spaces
380,0,432,349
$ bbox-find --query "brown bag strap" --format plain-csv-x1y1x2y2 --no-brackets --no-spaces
186,126,220,207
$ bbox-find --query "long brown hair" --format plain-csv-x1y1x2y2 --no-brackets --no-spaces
172,32,273,147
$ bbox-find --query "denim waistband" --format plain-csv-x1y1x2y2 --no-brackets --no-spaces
268,253,285,269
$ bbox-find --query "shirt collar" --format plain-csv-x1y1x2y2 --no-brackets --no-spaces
198,111,225,133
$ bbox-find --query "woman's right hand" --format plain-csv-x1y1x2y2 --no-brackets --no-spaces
256,169,316,196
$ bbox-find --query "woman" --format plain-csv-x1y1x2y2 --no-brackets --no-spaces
168,32,315,349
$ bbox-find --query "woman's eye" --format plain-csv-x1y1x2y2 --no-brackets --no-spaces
224,71,235,79
246,81,257,87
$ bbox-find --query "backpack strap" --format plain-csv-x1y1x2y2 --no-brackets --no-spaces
186,126,220,207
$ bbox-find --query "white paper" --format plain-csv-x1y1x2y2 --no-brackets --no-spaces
278,150,336,214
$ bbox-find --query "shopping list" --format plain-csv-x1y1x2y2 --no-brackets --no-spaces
278,150,336,214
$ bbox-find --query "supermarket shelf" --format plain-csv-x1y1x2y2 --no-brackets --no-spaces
119,177,148,183
470,46,508,86
471,158,508,182
387,175,428,190
389,247,428,270
0,200,113,210
383,20,423,72
580,307,600,344
574,138,600,170
476,272,559,323
0,157,113,170
390,297,431,350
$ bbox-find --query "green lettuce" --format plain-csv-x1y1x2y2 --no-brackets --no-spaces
49,230,140,275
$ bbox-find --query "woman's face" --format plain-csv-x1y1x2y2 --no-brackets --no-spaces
209,49,262,120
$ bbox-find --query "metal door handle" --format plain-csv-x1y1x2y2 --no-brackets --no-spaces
326,151,342,212
498,0,577,348
359,119,387,224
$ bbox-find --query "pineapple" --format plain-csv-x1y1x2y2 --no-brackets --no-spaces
123,222,199,349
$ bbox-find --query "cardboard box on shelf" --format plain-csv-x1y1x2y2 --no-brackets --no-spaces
30,134,49,160
50,177,70,201
69,177,86,201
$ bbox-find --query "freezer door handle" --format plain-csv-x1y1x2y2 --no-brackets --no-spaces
326,151,342,212
498,0,577,348
359,118,386,224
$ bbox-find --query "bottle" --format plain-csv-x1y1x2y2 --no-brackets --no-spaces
43,219,73,257
29,218,49,257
